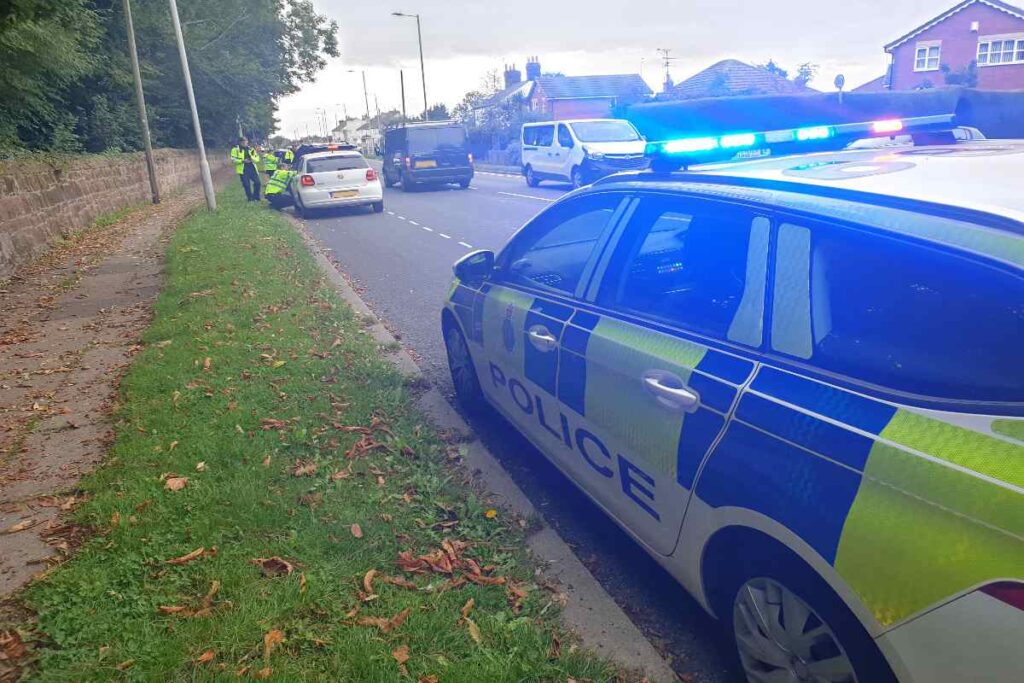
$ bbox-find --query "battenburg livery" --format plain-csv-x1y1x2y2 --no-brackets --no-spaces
442,118,1023,683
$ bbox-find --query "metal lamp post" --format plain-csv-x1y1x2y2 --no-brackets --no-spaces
392,12,427,120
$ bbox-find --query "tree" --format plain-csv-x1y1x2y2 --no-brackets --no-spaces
758,59,788,79
425,103,450,121
793,62,818,88
941,61,979,87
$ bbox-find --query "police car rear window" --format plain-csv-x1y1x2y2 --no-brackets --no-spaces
772,221,1024,405
306,156,368,173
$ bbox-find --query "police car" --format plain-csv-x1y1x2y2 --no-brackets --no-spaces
441,116,1023,683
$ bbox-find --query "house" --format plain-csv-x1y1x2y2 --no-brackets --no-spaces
472,58,651,121
669,59,817,99
878,0,1024,90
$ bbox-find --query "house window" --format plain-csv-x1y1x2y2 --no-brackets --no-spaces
914,42,941,71
978,34,1024,65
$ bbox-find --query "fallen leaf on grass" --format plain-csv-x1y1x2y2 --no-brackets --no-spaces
115,659,135,671
263,629,284,663
250,556,293,576
330,467,352,481
290,460,317,477
169,441,179,451
195,649,216,665
507,582,530,614
350,523,363,539
484,509,498,519
418,677,438,683
548,632,562,660
262,454,272,467
164,476,189,492
465,573,506,587
261,418,290,431
379,574,419,590
392,644,410,676
109,510,121,528
3,519,38,534
158,605,190,614
356,608,411,633
0,630,28,660
252,667,272,679
460,598,474,621
202,357,212,372
195,461,207,472
165,546,216,565
363,569,377,594
465,617,482,644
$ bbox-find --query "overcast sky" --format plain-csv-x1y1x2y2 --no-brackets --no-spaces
276,0,947,136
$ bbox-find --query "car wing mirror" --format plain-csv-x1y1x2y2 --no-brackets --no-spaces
453,250,495,284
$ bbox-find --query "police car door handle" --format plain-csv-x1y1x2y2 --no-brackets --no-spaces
527,326,558,352
642,371,699,412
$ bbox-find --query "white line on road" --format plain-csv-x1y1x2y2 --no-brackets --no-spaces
439,233,452,239
458,241,473,249
408,220,419,226
397,215,406,220
387,211,395,215
421,226,433,232
498,191,554,203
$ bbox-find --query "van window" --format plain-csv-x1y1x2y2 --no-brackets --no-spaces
524,124,554,147
406,126,467,155
598,195,770,346
569,120,641,143
557,124,574,148
772,222,1024,404
500,193,625,296
306,155,368,173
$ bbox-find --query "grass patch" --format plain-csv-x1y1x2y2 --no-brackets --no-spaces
14,186,616,682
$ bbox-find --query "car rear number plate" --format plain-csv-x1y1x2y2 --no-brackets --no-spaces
415,159,437,169
330,190,358,198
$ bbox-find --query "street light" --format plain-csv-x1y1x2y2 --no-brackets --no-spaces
392,11,428,120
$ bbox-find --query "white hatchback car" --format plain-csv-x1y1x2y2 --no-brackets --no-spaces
292,150,384,217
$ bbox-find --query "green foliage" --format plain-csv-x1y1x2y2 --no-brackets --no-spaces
0,0,339,154
941,61,979,88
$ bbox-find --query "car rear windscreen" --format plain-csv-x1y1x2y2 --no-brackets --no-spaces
407,127,467,155
307,156,368,173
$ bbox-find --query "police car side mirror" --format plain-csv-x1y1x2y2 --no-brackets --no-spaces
453,250,494,284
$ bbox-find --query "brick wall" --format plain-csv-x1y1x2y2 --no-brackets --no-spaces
0,149,231,278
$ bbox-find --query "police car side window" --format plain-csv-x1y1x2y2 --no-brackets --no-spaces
500,194,624,297
772,221,1024,404
597,196,769,346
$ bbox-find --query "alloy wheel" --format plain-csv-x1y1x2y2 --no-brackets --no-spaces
733,577,857,683
445,325,477,399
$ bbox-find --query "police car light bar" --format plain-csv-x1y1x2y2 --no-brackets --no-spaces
645,114,955,170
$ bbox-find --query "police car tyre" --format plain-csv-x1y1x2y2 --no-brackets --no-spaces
525,165,540,188
715,538,896,683
442,314,485,410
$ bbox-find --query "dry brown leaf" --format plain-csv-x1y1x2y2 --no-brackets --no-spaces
356,608,411,633
262,454,272,467
3,518,38,534
391,644,410,665
110,510,121,528
1,630,29,661
262,629,284,662
115,659,135,671
417,677,438,683
165,547,206,566
202,357,212,372
299,572,307,593
203,580,221,607
350,523,363,539
465,617,482,644
251,556,293,576
548,631,562,660
330,468,351,481
195,649,216,665
158,605,189,614
164,476,189,492
290,460,317,477
460,598,474,621
464,573,506,587
380,575,418,590
169,440,179,451
195,461,207,472
363,569,377,594
252,667,272,680
507,582,530,614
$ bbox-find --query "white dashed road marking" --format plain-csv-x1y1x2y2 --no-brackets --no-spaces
439,233,452,239
387,210,395,215
409,220,419,226
498,191,554,203
397,215,406,220
421,226,433,232
458,241,473,249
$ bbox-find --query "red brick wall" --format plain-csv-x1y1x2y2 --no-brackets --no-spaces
889,2,1024,90
550,99,615,120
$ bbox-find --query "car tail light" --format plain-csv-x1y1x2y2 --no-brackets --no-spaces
981,582,1024,611
467,153,474,164
366,168,377,182
300,174,315,186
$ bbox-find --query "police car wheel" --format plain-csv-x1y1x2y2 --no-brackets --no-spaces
443,319,484,408
719,545,896,683
525,166,540,188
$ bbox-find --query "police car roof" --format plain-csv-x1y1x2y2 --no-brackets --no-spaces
592,140,1024,269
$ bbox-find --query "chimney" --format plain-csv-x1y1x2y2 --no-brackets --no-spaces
526,56,541,81
504,64,522,89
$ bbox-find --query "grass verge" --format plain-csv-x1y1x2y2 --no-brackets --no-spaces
11,186,616,681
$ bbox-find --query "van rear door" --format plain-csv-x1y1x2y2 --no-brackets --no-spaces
407,126,469,171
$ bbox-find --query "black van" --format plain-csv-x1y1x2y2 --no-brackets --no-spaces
382,122,473,191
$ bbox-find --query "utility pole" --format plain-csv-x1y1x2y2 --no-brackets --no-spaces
392,12,427,120
399,69,407,122
656,48,677,92
123,0,160,204
168,0,216,211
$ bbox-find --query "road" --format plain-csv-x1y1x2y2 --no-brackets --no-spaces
300,169,743,682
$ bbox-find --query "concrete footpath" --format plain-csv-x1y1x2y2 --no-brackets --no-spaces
289,214,679,683
0,183,219,598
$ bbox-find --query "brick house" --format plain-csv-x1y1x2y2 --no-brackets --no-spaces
472,58,651,121
668,59,818,99
881,0,1024,90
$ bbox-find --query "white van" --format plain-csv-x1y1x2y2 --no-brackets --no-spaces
520,119,648,189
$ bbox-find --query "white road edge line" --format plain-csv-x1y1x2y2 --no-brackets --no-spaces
458,241,473,249
498,191,554,203
439,233,451,239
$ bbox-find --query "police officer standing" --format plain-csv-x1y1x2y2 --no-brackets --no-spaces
262,145,278,178
230,137,262,201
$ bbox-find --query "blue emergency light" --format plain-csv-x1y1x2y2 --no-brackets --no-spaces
644,114,955,171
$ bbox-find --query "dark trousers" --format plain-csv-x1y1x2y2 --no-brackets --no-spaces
239,163,261,201
266,193,292,210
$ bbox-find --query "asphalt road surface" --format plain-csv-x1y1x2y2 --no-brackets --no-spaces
301,169,744,683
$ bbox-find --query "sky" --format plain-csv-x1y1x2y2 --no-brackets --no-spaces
276,0,949,136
